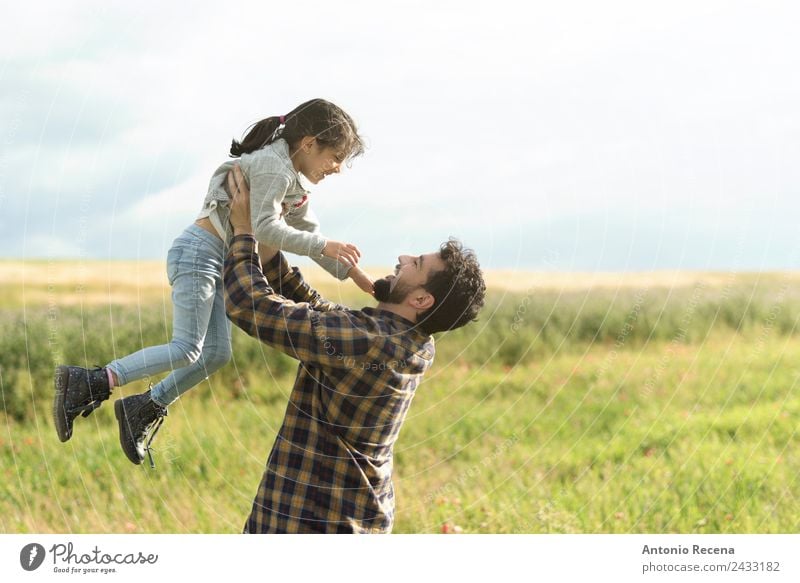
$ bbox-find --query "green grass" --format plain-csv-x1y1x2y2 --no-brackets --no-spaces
2,269,800,533
2,332,798,533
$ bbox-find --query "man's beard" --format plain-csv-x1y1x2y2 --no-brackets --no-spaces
374,276,410,304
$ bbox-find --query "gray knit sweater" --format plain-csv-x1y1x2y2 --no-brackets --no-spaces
198,138,350,280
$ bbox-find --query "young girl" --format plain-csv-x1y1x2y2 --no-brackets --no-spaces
54,98,372,467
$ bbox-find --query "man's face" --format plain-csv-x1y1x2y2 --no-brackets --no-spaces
374,252,446,305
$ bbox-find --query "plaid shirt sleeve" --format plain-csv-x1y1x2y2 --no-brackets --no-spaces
258,244,345,312
225,234,368,368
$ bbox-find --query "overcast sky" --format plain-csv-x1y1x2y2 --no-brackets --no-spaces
2,0,799,270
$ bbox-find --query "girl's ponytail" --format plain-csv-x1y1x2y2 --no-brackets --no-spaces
229,116,283,157
229,99,364,161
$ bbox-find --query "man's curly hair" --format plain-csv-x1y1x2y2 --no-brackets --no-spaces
417,238,486,335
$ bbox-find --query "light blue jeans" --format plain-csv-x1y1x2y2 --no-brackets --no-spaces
106,224,232,407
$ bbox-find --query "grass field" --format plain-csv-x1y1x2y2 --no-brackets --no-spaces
1,260,799,533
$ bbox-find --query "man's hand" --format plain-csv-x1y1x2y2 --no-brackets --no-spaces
348,265,375,296
227,163,252,236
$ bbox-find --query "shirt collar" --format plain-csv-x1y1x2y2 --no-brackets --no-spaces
362,307,431,341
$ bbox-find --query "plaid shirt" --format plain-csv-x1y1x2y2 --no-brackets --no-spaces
224,234,435,533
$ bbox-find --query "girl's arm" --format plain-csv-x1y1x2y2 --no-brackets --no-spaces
247,168,362,276
247,169,328,258
347,265,375,296
287,204,351,280
290,202,372,293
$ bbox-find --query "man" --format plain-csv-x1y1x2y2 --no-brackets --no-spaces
224,165,486,533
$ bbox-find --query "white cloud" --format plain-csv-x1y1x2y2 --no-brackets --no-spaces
120,167,211,222
4,1,800,268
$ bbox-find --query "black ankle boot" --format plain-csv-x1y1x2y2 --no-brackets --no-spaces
53,365,113,442
114,390,168,468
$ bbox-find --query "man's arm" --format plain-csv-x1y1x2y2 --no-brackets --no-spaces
258,242,346,312
225,164,368,366
225,234,369,366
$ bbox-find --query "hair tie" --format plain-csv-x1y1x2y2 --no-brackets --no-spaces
278,115,286,124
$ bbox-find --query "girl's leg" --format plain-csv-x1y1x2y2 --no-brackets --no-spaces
149,268,232,406
106,226,222,397
113,226,226,465
54,224,225,447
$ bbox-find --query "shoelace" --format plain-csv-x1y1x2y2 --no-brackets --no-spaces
142,410,167,469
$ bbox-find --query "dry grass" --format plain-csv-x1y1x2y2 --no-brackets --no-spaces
5,260,800,308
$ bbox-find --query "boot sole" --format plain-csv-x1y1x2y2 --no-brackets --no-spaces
114,399,143,465
53,366,72,443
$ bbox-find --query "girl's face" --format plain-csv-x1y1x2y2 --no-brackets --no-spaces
293,137,346,185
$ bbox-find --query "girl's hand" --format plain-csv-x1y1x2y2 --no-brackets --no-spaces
348,265,375,296
322,240,361,267
227,164,252,236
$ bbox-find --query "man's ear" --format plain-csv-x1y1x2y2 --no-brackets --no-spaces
409,290,435,312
